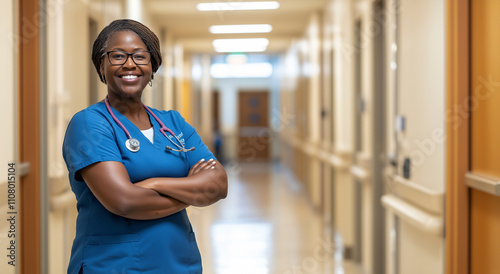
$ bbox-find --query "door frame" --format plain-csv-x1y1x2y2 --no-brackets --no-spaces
19,0,43,273
445,0,469,273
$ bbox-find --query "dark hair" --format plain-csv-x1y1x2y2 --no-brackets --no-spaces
91,19,162,83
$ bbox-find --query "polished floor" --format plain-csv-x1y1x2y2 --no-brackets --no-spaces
188,161,363,274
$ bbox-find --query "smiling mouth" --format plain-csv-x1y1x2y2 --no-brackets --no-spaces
119,75,139,80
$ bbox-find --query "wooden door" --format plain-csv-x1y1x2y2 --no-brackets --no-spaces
447,1,500,273
470,0,500,273
237,91,270,160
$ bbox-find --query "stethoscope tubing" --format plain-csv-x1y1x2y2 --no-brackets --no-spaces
104,96,195,153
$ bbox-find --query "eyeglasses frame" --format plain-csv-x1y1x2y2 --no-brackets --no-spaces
102,50,152,66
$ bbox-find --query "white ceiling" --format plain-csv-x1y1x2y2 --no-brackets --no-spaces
144,0,328,54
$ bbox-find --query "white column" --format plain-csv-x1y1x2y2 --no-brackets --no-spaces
174,43,184,115
200,54,213,146
126,0,143,22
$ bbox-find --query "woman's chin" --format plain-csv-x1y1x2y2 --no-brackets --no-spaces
110,86,145,98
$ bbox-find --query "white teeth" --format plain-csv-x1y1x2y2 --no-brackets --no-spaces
121,75,138,80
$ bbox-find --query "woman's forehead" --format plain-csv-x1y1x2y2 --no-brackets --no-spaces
106,30,146,49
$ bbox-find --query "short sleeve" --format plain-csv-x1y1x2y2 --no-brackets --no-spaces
62,110,122,181
174,111,216,167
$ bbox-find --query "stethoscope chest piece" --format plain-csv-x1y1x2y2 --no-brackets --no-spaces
126,138,140,152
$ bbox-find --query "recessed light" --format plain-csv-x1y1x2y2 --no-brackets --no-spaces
197,1,280,11
211,63,273,78
210,24,273,34
213,38,269,53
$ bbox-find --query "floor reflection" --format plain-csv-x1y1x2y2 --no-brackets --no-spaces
211,222,272,274
188,161,362,274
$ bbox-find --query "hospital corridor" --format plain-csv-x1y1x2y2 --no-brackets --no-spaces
2,0,500,273
189,161,363,274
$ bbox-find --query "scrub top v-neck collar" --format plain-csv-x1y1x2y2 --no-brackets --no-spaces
103,102,162,150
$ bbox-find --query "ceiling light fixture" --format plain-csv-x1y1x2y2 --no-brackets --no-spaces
213,38,269,53
211,63,273,78
209,24,273,34
197,1,280,11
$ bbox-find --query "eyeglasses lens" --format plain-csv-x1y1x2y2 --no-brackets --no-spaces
108,51,151,65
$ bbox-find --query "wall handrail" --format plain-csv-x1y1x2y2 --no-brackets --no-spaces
390,174,444,215
50,190,76,211
350,165,369,182
381,194,443,236
465,172,500,196
328,154,351,170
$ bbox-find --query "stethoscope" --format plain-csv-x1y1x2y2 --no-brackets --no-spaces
104,96,195,153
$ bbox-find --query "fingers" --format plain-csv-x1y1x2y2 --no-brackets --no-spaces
192,159,207,173
207,159,217,169
189,158,217,175
197,159,216,171
188,160,201,176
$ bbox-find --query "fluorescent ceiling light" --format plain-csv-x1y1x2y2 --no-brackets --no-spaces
197,1,280,11
210,24,273,34
211,63,273,78
213,38,269,53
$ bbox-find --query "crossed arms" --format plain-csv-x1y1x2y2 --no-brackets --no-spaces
80,159,228,220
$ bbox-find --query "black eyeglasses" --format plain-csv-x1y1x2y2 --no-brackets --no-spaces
102,51,152,65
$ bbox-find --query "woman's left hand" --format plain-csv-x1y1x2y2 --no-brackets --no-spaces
187,158,217,177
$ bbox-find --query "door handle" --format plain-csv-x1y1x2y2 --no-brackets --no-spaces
465,172,500,196
19,162,30,177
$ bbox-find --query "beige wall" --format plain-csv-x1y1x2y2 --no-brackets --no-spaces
399,221,444,274
334,0,355,152
399,0,446,193
0,0,17,273
0,1,16,176
395,0,446,273
332,0,356,253
305,13,322,208
385,0,398,172
47,0,94,272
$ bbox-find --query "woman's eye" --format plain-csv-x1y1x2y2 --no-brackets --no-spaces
112,53,126,60
134,54,146,60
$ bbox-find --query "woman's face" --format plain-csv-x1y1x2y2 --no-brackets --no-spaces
100,30,152,99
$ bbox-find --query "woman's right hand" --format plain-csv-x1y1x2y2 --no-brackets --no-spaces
187,158,217,177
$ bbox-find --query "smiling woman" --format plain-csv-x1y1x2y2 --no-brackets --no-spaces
100,31,153,102
62,19,228,274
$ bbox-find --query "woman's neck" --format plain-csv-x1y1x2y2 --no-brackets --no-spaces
107,93,144,118
106,93,152,130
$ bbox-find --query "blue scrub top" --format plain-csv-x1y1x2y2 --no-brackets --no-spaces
62,102,215,274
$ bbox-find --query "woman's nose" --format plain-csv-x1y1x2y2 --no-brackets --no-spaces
122,55,136,68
